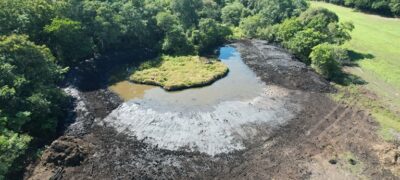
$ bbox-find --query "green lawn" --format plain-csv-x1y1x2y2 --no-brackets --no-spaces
130,56,228,91
310,2,400,140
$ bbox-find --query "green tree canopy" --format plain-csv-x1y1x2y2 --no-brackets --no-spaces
261,8,354,63
44,18,94,66
196,18,231,54
239,15,263,37
0,35,66,136
0,0,62,41
221,1,249,26
0,34,67,178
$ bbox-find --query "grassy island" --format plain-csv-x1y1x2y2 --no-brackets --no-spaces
130,56,229,91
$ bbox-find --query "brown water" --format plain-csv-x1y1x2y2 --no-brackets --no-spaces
108,47,266,108
109,81,154,101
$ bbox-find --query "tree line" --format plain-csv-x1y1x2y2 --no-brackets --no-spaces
316,0,400,16
0,0,355,178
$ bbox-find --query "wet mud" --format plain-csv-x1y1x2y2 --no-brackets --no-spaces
25,40,399,180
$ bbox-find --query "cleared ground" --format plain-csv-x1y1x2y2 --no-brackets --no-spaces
311,1,400,140
130,56,228,91
26,40,399,179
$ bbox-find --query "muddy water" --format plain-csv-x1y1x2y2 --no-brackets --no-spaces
109,47,265,108
109,81,154,101
104,47,301,155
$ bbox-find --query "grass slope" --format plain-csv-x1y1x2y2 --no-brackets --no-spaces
130,56,228,91
311,2,400,140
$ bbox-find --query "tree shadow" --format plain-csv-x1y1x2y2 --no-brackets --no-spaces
332,71,367,86
69,49,159,92
348,50,374,61
339,50,375,67
330,50,375,86
107,56,163,86
351,8,395,18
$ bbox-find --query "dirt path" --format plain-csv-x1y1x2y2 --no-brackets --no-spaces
25,40,399,180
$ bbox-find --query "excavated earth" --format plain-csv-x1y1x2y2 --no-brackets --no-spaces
25,40,399,180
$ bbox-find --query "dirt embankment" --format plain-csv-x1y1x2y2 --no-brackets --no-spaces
25,40,399,180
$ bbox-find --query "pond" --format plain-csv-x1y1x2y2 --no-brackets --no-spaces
109,47,265,109
104,46,300,156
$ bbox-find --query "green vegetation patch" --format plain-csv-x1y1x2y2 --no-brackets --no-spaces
130,56,228,91
312,2,400,141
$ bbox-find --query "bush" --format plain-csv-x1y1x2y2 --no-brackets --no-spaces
310,43,348,79
0,130,31,179
285,28,328,64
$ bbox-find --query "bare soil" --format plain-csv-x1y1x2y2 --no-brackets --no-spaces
25,40,399,180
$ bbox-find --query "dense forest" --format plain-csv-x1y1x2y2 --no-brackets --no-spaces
316,0,400,16
0,0,356,178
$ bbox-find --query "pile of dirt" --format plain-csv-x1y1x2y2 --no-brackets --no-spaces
27,136,92,180
25,40,399,179
374,143,400,176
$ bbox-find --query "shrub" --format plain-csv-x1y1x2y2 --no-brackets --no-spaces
310,43,348,79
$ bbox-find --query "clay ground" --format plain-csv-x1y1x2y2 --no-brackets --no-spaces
25,40,399,180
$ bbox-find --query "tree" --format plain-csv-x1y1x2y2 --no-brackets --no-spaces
327,21,354,44
199,0,222,20
0,34,67,178
0,0,63,41
170,0,203,29
275,18,303,41
253,0,308,25
0,130,31,179
239,15,263,37
0,35,66,137
390,0,400,16
44,18,94,66
156,12,180,31
310,43,347,79
221,2,249,26
319,0,399,16
284,28,328,63
300,8,339,32
268,8,353,64
156,12,194,55
196,18,231,54
163,25,194,55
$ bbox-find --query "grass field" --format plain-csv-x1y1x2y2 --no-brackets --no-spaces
310,2,400,140
130,56,228,91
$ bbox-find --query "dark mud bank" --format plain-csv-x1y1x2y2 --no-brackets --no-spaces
233,39,332,93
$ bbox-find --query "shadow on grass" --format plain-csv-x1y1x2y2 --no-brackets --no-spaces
332,71,367,86
348,50,374,61
350,8,395,18
329,50,375,85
